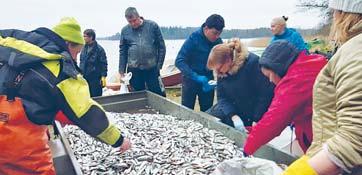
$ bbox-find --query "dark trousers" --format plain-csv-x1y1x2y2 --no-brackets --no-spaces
85,77,102,97
128,67,166,97
181,77,214,112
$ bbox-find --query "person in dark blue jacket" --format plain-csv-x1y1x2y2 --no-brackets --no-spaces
206,38,274,130
270,16,307,52
175,14,224,111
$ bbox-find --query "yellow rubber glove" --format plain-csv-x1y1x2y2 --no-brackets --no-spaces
281,156,318,175
101,76,107,88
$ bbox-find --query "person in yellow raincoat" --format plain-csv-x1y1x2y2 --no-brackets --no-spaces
0,17,131,175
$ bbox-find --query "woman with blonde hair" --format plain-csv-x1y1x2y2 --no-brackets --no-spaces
206,38,274,131
282,0,362,174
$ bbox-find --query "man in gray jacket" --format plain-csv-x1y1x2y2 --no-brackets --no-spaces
119,7,166,96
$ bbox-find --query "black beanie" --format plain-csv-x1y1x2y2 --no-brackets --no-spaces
259,40,300,77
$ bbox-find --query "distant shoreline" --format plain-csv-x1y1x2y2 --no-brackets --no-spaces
99,27,319,41
246,37,271,47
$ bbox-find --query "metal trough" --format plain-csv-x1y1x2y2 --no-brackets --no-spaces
53,91,297,174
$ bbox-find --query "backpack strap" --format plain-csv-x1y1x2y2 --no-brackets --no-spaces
4,70,26,101
1,52,27,101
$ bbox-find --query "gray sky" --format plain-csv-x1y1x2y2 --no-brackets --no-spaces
1,0,322,37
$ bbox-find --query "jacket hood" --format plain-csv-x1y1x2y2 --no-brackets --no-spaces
224,38,249,76
0,28,78,78
347,20,362,40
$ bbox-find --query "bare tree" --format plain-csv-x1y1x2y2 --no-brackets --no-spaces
297,0,332,25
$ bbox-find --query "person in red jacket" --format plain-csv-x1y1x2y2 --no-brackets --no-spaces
243,40,327,156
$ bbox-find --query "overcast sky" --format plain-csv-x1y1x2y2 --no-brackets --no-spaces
1,0,322,37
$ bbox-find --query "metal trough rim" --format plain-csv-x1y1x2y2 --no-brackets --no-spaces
54,121,83,175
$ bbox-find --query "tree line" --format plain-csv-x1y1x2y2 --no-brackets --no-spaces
101,0,330,40
101,27,319,40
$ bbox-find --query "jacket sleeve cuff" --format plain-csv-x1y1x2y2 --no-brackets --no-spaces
243,140,255,156
323,144,350,173
112,134,124,148
225,111,237,118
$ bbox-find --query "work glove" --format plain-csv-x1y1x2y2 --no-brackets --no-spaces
101,76,107,88
281,156,318,175
193,75,215,92
231,115,246,133
119,138,132,153
194,75,209,84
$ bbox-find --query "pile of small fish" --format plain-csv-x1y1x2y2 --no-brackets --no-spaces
63,112,244,175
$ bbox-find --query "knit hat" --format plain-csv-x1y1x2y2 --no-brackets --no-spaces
329,0,362,13
52,17,85,45
259,40,300,77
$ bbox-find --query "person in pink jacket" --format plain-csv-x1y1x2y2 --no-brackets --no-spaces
243,40,327,156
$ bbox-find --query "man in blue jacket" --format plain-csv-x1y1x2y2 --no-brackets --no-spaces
175,14,224,111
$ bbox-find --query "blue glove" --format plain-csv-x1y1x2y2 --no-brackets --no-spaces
202,83,216,92
194,75,208,84
193,75,215,92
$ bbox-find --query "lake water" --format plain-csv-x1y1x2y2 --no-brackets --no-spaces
95,39,264,82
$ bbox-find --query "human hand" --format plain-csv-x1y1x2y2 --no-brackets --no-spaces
119,138,131,153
